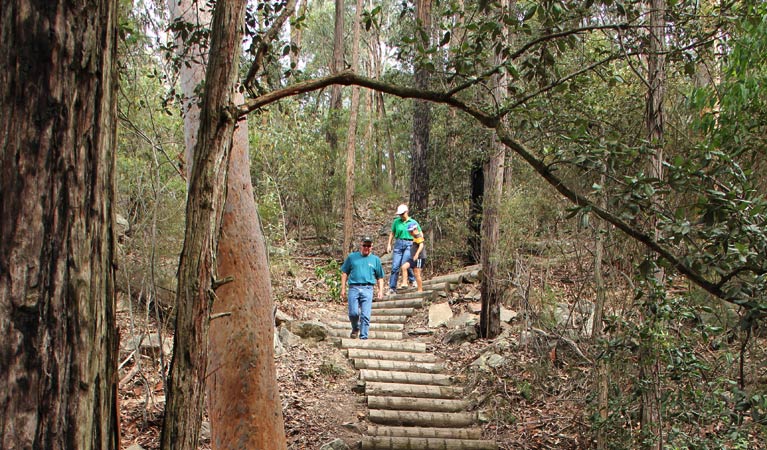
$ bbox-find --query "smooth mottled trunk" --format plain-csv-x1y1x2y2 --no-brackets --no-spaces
0,0,120,448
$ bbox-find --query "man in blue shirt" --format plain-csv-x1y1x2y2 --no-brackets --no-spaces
341,236,385,339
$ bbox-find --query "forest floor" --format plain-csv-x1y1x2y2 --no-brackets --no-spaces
117,207,594,450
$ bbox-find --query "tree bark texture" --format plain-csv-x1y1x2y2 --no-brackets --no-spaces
641,0,666,445
409,0,432,215
342,0,364,254
479,6,507,339
478,150,503,339
160,0,248,449
466,161,484,264
0,0,120,448
325,0,345,173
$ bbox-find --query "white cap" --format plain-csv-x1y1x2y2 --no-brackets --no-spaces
395,204,408,215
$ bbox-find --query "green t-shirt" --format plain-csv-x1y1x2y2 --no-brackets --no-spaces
391,217,420,240
341,252,385,285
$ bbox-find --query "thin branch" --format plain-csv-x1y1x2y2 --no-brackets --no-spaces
244,0,298,91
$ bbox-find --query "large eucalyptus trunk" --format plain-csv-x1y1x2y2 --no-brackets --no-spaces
0,0,119,448
160,0,249,448
165,0,287,448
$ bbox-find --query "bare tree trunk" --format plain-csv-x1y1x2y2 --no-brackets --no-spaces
640,0,666,446
0,0,120,448
593,174,608,450
325,0,345,213
342,0,364,254
479,149,504,339
478,0,507,339
410,0,432,215
160,0,248,449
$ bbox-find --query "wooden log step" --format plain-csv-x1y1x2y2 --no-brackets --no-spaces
346,349,437,363
367,425,482,440
367,426,482,440
329,330,403,340
370,315,409,323
354,359,444,373
388,291,435,300
341,339,426,353
371,308,415,316
328,322,404,331
362,436,497,450
368,409,477,428
367,396,469,413
360,370,452,386
372,299,424,309
365,382,463,399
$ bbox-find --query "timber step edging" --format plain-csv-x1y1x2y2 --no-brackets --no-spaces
371,307,415,316
367,395,470,412
354,358,445,373
372,299,425,309
362,436,497,450
337,315,410,324
368,409,478,427
367,425,482,439
364,381,464,399
360,369,453,386
346,349,438,363
329,329,403,340
340,339,427,352
328,322,404,331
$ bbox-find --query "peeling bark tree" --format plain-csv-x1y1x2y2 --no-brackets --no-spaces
0,0,120,448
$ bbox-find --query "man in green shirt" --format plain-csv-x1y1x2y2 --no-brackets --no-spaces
341,236,385,339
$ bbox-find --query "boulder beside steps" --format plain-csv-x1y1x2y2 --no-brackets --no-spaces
332,280,497,450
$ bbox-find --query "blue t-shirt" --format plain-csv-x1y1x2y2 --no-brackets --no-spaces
341,252,385,285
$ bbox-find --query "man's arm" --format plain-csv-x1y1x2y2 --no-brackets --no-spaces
386,231,394,254
376,277,384,300
340,272,348,299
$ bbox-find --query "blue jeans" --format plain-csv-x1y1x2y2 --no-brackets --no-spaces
389,239,415,290
348,285,373,339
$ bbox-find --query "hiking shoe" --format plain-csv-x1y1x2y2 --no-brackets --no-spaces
350,329,359,339
387,289,396,295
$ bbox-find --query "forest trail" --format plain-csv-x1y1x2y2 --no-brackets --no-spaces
329,268,498,450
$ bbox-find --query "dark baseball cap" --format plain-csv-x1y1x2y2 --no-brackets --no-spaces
361,236,373,243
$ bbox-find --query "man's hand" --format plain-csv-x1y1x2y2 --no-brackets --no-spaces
340,289,346,300
386,244,392,254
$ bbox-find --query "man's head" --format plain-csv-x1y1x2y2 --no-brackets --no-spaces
395,204,409,218
360,236,373,255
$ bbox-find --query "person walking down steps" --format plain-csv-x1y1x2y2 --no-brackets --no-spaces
386,204,420,294
340,236,385,339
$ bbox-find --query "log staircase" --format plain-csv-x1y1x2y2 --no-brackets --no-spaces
329,269,498,450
